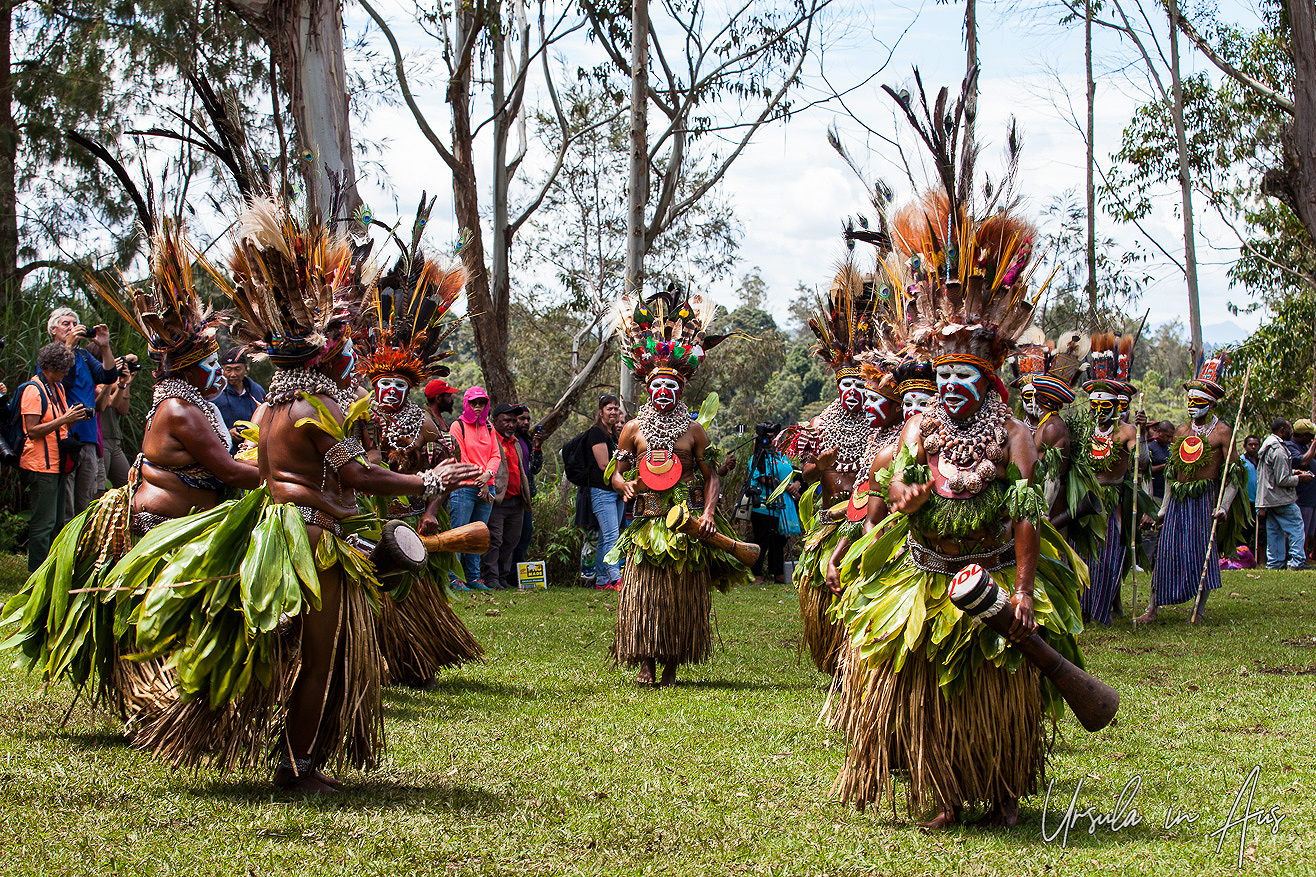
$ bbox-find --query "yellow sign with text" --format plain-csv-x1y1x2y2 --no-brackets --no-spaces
517,560,546,590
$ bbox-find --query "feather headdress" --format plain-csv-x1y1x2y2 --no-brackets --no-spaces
617,282,734,383
1185,348,1230,400
808,257,880,379
222,195,366,368
355,195,468,387
1082,332,1135,396
66,132,221,377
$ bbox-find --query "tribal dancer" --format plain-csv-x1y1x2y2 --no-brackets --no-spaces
895,358,936,420
105,195,478,793
1078,335,1144,625
2,146,258,720
780,262,877,675
609,284,753,687
1137,351,1249,624
831,181,1087,829
354,214,483,687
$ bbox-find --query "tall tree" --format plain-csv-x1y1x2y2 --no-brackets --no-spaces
223,0,358,213
362,0,590,404
580,0,834,403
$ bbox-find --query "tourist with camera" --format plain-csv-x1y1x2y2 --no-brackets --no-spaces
47,307,117,515
19,343,90,570
746,423,800,585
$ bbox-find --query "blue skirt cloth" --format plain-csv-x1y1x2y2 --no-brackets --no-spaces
1150,490,1221,605
1081,511,1124,625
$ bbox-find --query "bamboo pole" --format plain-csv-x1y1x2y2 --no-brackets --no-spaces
1131,391,1143,631
1190,364,1252,623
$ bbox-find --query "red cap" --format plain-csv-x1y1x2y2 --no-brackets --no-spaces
425,378,459,400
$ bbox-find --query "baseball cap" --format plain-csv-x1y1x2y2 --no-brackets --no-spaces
221,347,248,366
424,378,459,400
1294,418,1315,436
491,402,528,419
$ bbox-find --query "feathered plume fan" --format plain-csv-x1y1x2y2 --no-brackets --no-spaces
617,281,738,382
66,131,220,374
808,256,880,374
356,193,468,385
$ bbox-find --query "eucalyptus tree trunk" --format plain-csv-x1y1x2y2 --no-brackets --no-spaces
1166,0,1204,365
0,0,16,297
225,0,359,215
1085,0,1098,329
620,0,650,408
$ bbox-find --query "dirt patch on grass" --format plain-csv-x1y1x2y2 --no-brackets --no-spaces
1280,636,1316,647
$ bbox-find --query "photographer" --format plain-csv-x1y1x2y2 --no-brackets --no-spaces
746,423,801,584
20,343,87,570
47,307,117,515
94,351,138,489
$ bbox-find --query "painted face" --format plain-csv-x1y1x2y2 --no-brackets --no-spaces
197,353,222,393
1187,390,1214,419
338,338,356,382
862,388,891,427
935,363,985,418
375,375,410,412
837,376,864,414
648,376,682,412
903,390,933,420
1117,395,1131,418
1090,391,1118,425
1021,385,1042,419
204,374,226,401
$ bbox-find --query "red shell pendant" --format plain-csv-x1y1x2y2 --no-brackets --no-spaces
1091,434,1113,461
639,449,683,491
846,479,871,522
1178,436,1205,464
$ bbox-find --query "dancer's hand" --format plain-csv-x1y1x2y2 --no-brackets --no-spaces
888,478,932,515
620,479,638,502
815,446,838,472
825,562,843,597
698,509,716,538
1007,591,1036,642
418,513,440,536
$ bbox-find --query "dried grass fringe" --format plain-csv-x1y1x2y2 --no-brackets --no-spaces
612,560,713,667
798,581,844,676
375,576,483,686
833,653,1045,817
128,577,385,774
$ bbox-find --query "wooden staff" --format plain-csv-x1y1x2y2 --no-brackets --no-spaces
1130,391,1143,631
420,521,491,555
1191,364,1252,623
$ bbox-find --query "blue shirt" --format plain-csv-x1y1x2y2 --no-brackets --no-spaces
60,348,112,445
749,451,801,536
213,377,266,450
1285,439,1316,507
1148,439,1171,499
1241,456,1258,504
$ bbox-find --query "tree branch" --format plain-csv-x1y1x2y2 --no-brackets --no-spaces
1172,7,1294,115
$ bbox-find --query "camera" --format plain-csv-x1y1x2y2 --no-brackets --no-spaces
79,406,95,420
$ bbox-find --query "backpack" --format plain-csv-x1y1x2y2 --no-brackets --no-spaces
2,380,47,466
561,430,595,487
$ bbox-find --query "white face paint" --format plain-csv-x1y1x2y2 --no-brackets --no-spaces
375,375,410,412
936,364,985,418
1090,391,1119,424
197,353,221,393
338,338,356,381
837,375,864,414
648,376,682,412
204,374,226,401
903,390,933,420
1188,390,1214,420
1021,386,1043,419
862,388,891,427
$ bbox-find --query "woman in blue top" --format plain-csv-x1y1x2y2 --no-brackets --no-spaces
747,423,801,583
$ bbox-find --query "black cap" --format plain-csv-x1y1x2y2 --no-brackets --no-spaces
491,402,528,419
221,347,248,366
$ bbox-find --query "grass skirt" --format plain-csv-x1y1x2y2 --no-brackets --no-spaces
376,568,483,686
794,516,854,675
612,560,714,667
830,514,1086,813
0,486,173,721
101,488,385,773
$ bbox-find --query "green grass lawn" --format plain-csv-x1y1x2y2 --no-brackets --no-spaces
0,551,1313,876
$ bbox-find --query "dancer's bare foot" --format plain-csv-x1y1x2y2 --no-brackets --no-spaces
637,658,656,686
273,766,340,795
1189,610,1206,624
658,662,677,687
918,809,959,831
314,769,345,790
1133,609,1157,624
979,798,1019,827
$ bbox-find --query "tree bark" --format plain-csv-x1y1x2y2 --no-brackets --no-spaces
225,0,359,215
1085,0,1098,329
1166,0,1203,365
0,0,17,298
448,3,515,404
620,0,650,408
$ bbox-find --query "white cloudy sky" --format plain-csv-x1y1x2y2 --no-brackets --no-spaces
348,0,1268,340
